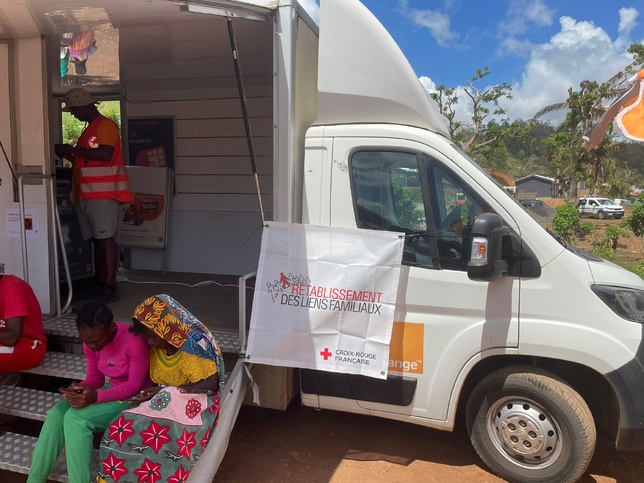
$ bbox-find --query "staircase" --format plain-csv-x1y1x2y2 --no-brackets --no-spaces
0,315,244,482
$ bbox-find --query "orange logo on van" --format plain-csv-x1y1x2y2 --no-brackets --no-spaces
388,322,424,374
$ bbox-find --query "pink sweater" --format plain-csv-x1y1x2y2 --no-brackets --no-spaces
81,322,152,403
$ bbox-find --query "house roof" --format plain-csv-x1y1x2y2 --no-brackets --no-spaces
515,174,555,184
484,169,515,187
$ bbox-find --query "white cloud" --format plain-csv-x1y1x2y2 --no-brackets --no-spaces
397,0,459,47
497,0,554,57
504,14,640,122
499,36,536,56
525,0,554,27
409,9,458,47
619,7,639,36
616,7,638,50
500,0,554,36
419,76,437,92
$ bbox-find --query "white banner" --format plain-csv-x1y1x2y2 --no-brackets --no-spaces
246,222,404,379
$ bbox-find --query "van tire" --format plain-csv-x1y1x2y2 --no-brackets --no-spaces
466,366,595,483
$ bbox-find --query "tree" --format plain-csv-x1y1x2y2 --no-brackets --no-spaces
430,67,529,161
535,44,644,200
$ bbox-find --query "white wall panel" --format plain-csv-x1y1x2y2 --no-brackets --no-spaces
177,117,272,138
172,193,272,213
124,85,271,102
121,14,275,275
176,155,272,175
129,212,265,275
126,97,272,118
177,174,272,194
175,137,271,157
125,54,273,81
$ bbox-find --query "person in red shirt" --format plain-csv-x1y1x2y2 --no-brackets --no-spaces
55,88,131,304
0,274,47,379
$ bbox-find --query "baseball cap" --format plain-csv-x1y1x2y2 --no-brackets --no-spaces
61,88,97,111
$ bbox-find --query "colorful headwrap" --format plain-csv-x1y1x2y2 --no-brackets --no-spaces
133,294,225,393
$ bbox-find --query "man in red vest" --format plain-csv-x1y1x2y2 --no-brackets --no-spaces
55,88,132,303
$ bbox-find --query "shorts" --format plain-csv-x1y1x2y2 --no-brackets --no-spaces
0,338,46,372
77,199,119,240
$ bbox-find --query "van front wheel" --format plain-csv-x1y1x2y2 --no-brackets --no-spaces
466,366,596,483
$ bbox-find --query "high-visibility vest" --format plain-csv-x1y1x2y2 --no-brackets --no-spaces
73,115,132,203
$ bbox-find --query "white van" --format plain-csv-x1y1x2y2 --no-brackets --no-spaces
296,2,644,483
577,197,625,219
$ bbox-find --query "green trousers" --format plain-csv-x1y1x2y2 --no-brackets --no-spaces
27,398,132,483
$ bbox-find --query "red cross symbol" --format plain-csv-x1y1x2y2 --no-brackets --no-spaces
320,348,332,360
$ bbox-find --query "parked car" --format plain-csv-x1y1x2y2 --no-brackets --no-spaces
520,199,546,209
576,197,624,219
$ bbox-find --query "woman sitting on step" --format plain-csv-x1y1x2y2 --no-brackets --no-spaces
0,274,47,383
96,294,225,483
28,302,151,483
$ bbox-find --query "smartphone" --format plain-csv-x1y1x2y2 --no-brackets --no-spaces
59,387,82,395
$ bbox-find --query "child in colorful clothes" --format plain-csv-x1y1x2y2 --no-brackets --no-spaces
97,294,225,483
28,302,151,483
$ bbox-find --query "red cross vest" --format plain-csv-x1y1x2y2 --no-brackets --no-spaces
73,115,132,204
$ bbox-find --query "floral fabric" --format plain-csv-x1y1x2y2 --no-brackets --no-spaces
97,386,220,483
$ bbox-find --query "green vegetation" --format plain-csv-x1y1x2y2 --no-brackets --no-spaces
578,221,596,237
392,178,424,229
591,225,629,251
576,205,644,279
62,100,121,146
621,204,644,237
552,202,580,245
550,203,642,278
619,260,644,279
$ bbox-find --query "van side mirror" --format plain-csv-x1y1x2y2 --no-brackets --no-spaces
467,213,510,282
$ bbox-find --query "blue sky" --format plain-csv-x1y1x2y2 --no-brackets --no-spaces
300,0,644,122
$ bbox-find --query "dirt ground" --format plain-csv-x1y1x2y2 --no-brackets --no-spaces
539,198,643,263
2,398,642,483
215,399,644,483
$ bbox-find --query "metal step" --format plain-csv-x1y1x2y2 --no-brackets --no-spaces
0,431,97,482
43,316,243,353
0,386,62,421
0,432,67,481
43,316,80,341
23,351,86,380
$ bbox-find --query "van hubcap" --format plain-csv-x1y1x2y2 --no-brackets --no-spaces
487,397,562,468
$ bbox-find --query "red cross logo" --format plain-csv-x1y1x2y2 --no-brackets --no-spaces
320,348,332,360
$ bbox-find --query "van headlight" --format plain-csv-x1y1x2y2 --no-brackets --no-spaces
591,285,644,323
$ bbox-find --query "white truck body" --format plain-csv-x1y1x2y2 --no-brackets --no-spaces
1,1,644,482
